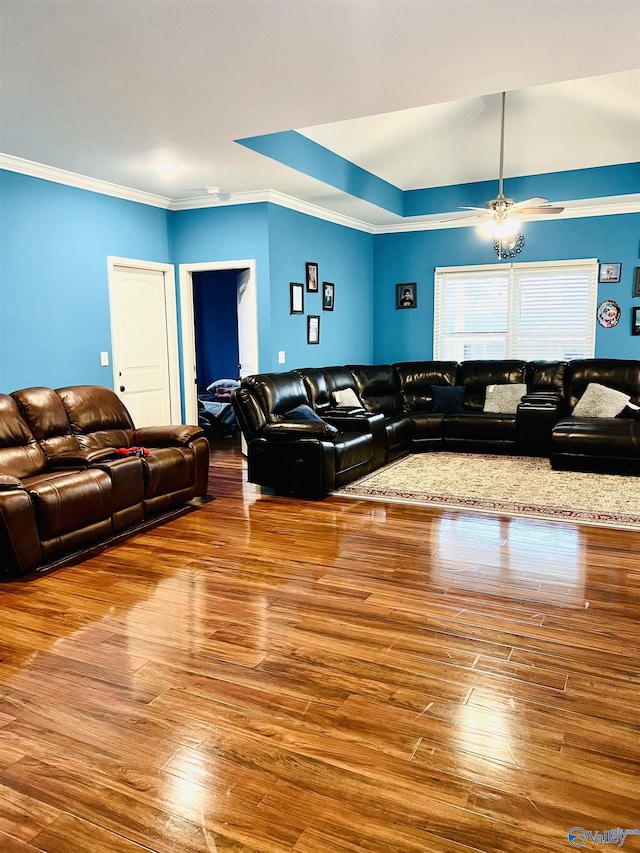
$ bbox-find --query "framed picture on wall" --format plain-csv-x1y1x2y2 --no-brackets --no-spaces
290,282,304,314
633,306,640,336
396,282,417,309
598,262,622,283
307,314,320,344
322,282,334,311
633,267,640,298
306,262,319,292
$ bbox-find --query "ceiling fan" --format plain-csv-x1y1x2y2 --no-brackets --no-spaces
443,91,564,238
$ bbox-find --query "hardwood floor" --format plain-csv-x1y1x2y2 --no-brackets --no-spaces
1,438,639,852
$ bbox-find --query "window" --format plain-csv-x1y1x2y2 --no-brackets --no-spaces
433,259,598,361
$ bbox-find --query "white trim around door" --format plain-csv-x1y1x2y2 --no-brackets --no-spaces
178,260,259,425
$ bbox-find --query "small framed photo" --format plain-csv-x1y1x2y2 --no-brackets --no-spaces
322,282,334,311
396,282,417,309
633,306,640,337
307,314,320,344
306,262,319,292
633,267,640,298
598,262,622,283
290,282,304,315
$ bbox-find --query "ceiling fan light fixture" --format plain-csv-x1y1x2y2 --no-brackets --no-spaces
480,219,498,238
496,216,520,238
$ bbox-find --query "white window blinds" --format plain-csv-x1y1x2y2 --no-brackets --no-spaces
433,259,598,361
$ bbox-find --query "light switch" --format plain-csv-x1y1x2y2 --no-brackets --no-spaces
278,350,286,364
100,351,109,366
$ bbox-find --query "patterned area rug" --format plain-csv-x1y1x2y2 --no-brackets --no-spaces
335,453,640,531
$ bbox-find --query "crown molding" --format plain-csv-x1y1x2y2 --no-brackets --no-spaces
0,153,172,209
2,152,638,234
369,195,640,234
169,188,375,232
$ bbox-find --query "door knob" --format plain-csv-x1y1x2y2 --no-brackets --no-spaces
120,385,126,392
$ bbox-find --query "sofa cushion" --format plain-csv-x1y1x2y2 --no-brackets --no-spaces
564,359,640,410
243,372,309,418
483,383,527,414
431,385,465,413
12,386,79,458
0,394,48,478
295,368,332,411
572,383,630,418
25,468,113,539
349,364,402,416
457,360,527,410
394,361,459,410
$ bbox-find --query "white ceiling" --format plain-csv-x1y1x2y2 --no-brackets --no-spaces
1,0,639,227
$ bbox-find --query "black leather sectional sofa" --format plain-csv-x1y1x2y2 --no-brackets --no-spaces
232,358,640,499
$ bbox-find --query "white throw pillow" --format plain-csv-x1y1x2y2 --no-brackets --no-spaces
572,382,630,418
483,383,528,414
332,387,362,408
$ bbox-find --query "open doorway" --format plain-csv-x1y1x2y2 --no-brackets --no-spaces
193,269,240,390
179,260,258,435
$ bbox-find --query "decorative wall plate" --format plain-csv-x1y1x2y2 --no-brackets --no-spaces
597,299,621,328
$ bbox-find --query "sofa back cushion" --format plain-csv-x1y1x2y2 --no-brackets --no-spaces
525,360,567,396
12,386,79,458
57,385,135,449
456,360,527,411
295,368,331,412
0,394,47,478
242,372,309,419
323,366,360,397
394,361,459,410
564,359,640,411
349,365,403,416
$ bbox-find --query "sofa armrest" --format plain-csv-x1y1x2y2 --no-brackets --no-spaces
48,447,118,467
134,425,205,446
0,474,24,490
324,406,367,416
516,398,561,455
262,421,338,440
0,486,42,576
520,392,562,408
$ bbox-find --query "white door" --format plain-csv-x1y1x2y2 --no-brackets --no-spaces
236,268,259,378
108,264,179,427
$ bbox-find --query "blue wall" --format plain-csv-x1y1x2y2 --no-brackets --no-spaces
169,204,273,372
1,167,638,400
373,212,640,363
266,205,374,369
0,170,170,392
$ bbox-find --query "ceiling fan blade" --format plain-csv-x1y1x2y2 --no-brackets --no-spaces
513,197,548,209
439,210,483,224
517,205,565,215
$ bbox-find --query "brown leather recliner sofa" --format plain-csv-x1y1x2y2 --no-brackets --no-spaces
232,358,640,499
0,385,210,578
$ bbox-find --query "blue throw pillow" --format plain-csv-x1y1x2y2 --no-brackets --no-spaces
431,385,465,413
284,404,323,422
